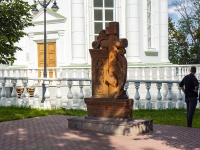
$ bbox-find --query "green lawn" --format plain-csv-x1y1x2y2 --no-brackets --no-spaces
0,106,199,128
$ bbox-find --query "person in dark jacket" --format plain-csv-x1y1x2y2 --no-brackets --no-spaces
179,66,199,127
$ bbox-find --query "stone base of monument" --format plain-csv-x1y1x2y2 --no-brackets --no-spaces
68,98,153,135
84,98,133,118
68,117,153,136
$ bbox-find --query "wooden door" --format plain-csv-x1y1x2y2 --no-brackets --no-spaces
38,42,56,78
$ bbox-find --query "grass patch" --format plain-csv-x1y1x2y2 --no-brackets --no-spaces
133,108,200,128
0,106,199,128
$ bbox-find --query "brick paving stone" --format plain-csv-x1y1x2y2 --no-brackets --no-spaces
0,115,199,150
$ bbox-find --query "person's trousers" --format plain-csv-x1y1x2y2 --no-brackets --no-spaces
185,97,197,127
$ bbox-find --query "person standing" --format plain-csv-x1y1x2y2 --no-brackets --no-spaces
179,66,199,127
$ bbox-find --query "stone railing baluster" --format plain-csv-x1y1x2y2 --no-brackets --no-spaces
33,85,40,108
134,82,140,109
127,68,130,79
166,83,173,108
40,70,44,78
142,68,145,80
78,81,85,109
124,82,129,99
56,80,62,109
178,67,182,80
176,84,184,109
157,67,160,80
81,69,84,78
149,68,152,80
171,67,175,80
11,78,18,106
145,82,152,109
21,79,29,107
164,67,167,80
47,70,50,78
73,69,78,85
67,81,73,109
44,81,51,109
88,69,92,79
155,82,163,109
0,78,8,106
135,68,138,79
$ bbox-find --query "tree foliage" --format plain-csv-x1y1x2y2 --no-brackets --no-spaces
168,17,191,64
169,0,200,64
0,0,33,64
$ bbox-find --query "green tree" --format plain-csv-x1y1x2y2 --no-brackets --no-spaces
170,0,200,64
168,17,191,64
0,0,33,64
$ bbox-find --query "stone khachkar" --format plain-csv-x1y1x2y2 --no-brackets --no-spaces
68,22,153,136
85,22,133,118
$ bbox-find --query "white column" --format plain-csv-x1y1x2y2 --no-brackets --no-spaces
57,31,66,66
160,0,169,63
71,0,87,64
28,33,36,68
126,0,141,63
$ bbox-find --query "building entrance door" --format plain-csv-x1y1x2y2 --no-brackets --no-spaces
38,42,57,78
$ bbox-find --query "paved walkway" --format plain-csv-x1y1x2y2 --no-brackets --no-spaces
0,115,199,150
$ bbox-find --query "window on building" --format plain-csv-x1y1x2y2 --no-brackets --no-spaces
147,0,152,48
93,0,115,40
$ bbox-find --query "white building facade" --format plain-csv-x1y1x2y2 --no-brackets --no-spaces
14,0,169,69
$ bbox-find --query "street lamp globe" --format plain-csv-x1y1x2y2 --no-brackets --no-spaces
51,1,59,12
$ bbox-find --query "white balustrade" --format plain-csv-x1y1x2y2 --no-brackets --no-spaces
0,76,199,110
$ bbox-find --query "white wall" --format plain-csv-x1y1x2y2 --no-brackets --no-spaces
14,0,169,68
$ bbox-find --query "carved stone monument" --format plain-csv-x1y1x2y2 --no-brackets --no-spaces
68,22,153,136
85,22,133,118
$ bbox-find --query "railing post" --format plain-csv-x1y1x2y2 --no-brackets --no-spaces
142,67,145,80
67,81,73,109
33,85,40,108
176,83,184,109
78,80,85,109
134,82,140,109
0,78,8,106
157,67,160,80
21,78,29,107
135,68,138,79
11,78,18,106
155,82,163,109
44,80,51,109
166,83,173,109
124,82,129,99
145,82,152,109
56,80,62,109
164,67,167,80
178,67,182,80
149,68,152,80
171,67,175,80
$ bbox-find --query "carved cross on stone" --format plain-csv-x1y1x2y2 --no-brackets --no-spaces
90,22,128,99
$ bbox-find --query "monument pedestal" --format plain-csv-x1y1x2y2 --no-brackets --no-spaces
68,98,153,135
85,98,133,119
68,117,153,136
